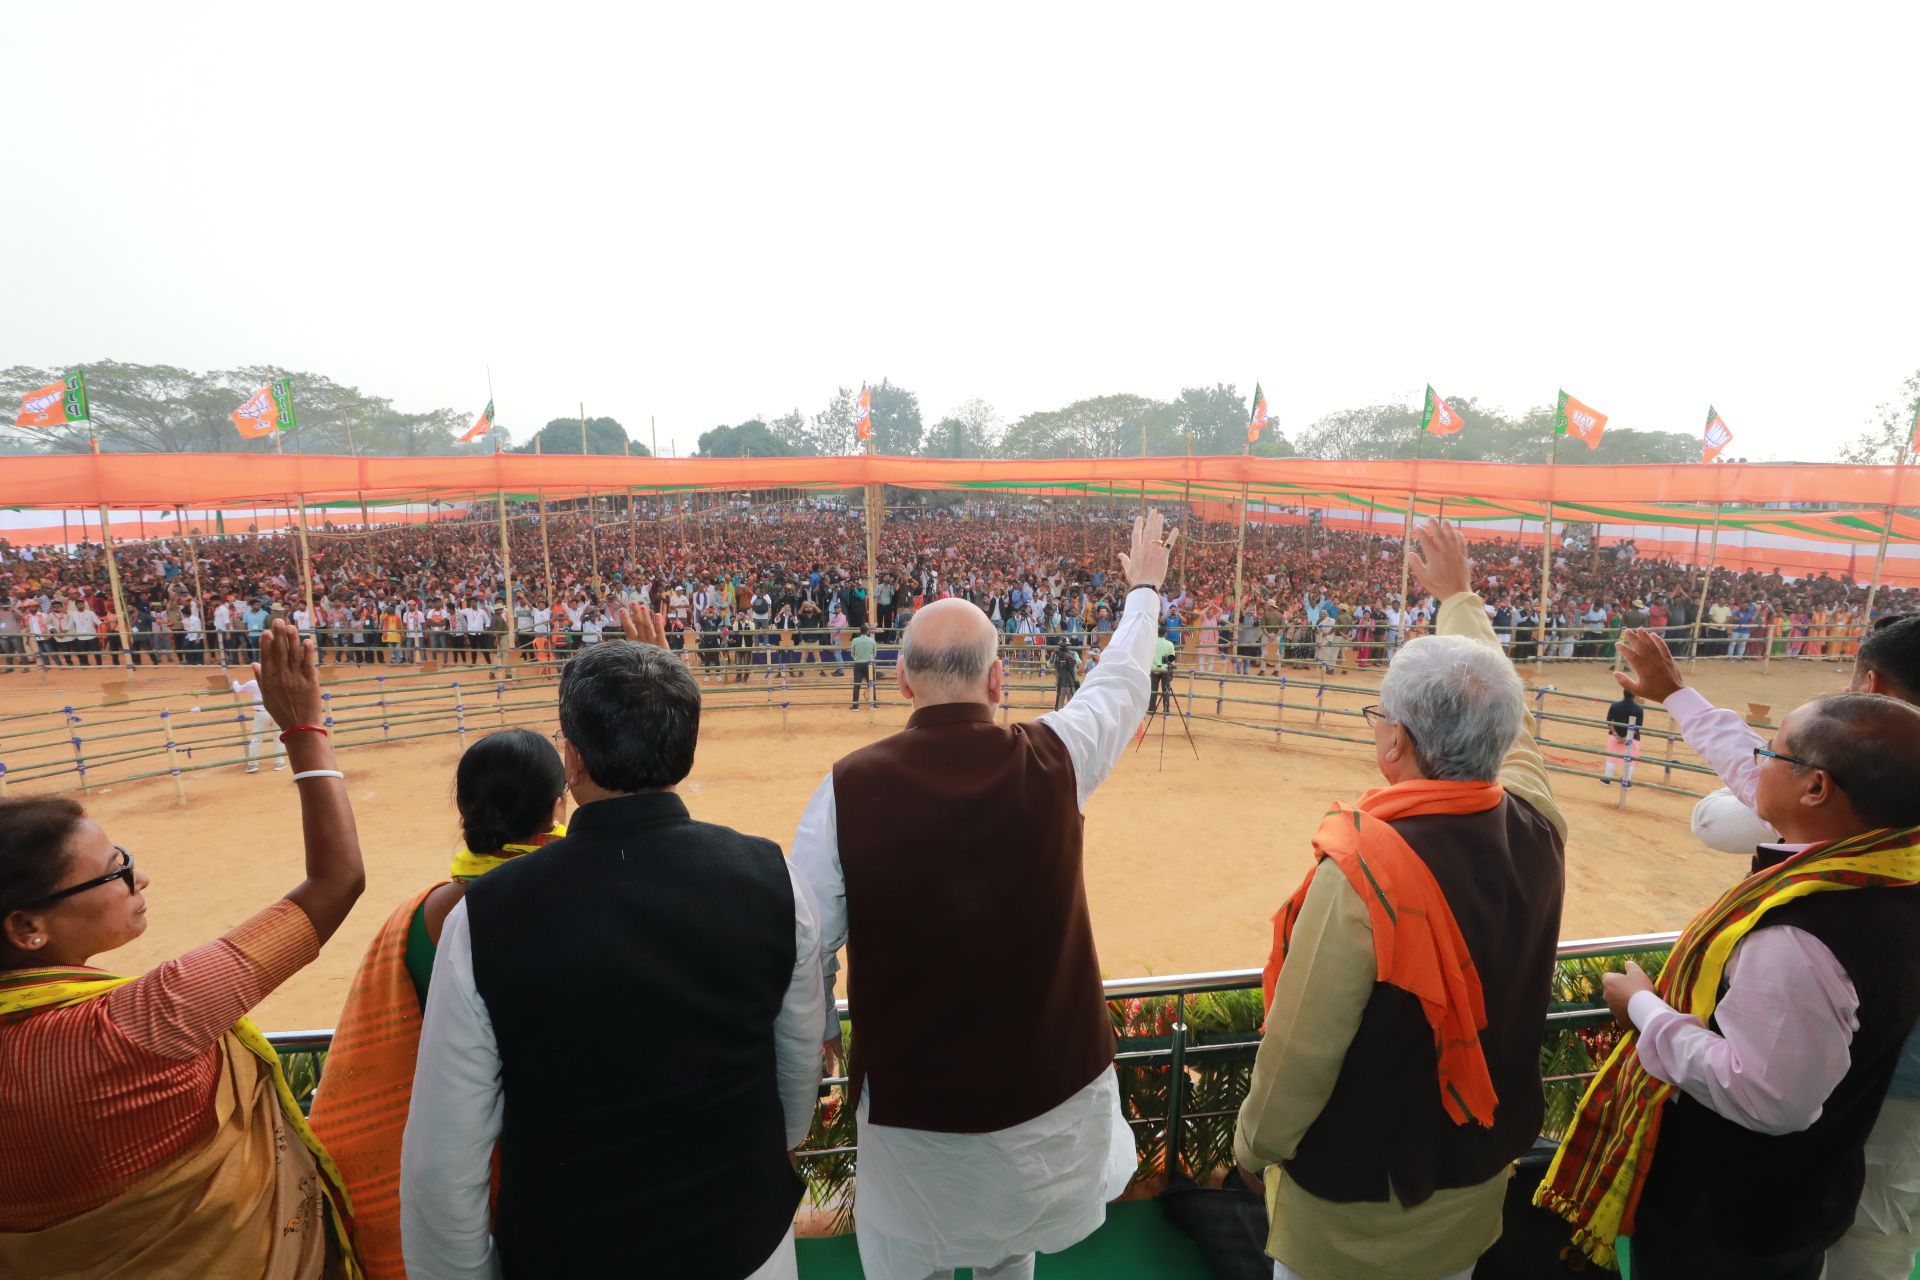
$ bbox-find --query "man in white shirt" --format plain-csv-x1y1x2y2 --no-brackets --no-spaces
790,514,1176,1280
232,673,288,773
403,615,821,1279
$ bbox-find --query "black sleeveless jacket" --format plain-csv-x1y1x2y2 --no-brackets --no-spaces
465,792,803,1279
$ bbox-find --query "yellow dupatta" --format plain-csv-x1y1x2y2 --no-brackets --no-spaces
0,969,363,1279
1536,826,1920,1268
447,822,567,881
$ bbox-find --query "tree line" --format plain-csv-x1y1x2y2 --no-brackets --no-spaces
9,359,1911,464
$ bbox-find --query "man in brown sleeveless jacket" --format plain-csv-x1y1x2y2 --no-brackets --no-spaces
1235,520,1568,1280
791,512,1177,1280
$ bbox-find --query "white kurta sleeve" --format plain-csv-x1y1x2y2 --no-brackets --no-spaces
776,859,827,1147
789,774,847,1044
1036,584,1159,811
401,900,505,1280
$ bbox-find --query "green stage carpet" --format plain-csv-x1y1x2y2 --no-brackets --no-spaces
795,1200,1214,1279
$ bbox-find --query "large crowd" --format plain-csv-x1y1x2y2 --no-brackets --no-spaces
9,511,1920,1280
0,497,1910,677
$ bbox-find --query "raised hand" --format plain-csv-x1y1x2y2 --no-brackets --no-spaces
254,619,324,733
1118,509,1179,590
616,604,669,648
1406,519,1472,601
1614,628,1685,702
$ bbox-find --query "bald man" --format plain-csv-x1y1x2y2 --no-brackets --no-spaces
791,512,1177,1280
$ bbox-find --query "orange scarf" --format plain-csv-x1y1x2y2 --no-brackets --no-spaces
307,886,437,1280
1264,779,1506,1128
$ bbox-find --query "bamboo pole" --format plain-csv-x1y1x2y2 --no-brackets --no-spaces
497,477,515,670
1536,435,1559,672
539,488,554,611
294,494,315,644
1689,502,1723,669
90,442,134,677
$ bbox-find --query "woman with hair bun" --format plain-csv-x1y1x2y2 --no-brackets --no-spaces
308,727,567,1280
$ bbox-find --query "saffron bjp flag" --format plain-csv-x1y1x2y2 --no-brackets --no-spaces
1421,385,1463,436
1247,383,1269,443
232,380,298,439
1554,390,1607,450
1909,399,1920,456
855,385,873,441
15,370,89,427
459,400,496,443
1702,407,1734,463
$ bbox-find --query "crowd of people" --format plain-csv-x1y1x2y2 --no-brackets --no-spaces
8,509,1920,1280
0,497,1911,682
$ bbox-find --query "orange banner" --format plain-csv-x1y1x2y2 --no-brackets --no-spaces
3,453,1920,511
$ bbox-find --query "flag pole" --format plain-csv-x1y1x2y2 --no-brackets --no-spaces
497,441,515,672
89,439,135,678
1397,410,1427,646
1865,441,1911,620
1690,502,1723,670
294,493,315,633
1536,432,1560,672
581,402,601,590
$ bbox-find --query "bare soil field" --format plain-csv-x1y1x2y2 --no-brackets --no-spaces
0,649,1855,1032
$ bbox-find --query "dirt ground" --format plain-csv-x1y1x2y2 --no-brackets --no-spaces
0,647,1860,1032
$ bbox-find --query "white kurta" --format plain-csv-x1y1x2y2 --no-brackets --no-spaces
790,583,1160,1280
399,860,826,1280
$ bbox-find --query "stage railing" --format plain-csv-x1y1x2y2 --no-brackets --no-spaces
262,930,1681,1224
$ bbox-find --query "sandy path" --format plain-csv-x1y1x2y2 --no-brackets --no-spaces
0,649,1851,1031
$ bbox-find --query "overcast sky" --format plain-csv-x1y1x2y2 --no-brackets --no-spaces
5,4,1917,461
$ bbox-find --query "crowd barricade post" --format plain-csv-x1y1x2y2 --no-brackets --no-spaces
66,707,87,795
377,676,390,741
453,681,466,748
161,709,185,806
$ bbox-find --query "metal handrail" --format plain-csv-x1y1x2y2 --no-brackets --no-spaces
261,931,1682,1054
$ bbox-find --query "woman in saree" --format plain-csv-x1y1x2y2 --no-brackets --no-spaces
308,728,567,1280
0,620,364,1279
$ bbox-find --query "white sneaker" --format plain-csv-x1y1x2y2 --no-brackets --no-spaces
246,765,259,774
274,761,288,771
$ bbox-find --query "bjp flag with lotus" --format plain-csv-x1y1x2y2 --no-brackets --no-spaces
1702,407,1733,462
1247,383,1269,443
460,400,496,443
855,385,873,442
1554,390,1607,449
232,380,297,439
15,370,89,427
1421,386,1463,436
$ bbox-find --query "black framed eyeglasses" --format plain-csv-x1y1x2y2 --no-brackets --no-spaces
1361,704,1389,729
1754,746,1847,792
36,846,137,906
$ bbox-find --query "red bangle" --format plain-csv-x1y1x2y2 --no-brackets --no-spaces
278,724,330,743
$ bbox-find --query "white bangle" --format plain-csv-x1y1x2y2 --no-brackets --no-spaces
291,769,344,782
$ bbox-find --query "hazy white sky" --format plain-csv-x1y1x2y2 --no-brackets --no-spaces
5,4,1918,460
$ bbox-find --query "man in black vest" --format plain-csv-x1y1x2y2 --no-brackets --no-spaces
1597,691,1920,1279
1611,616,1920,1279
401,616,825,1280
1235,519,1567,1280
791,513,1177,1280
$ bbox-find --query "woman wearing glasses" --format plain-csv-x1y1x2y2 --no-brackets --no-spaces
0,619,365,1278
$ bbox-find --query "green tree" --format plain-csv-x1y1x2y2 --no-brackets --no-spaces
921,398,1002,459
1172,383,1252,455
1000,393,1172,459
697,420,803,457
1840,369,1920,463
0,361,490,456
511,416,641,455
1294,395,1695,465
868,379,922,455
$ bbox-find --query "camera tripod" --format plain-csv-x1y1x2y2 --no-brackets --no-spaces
1134,666,1199,767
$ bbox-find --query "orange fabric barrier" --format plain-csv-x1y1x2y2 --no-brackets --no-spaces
5,453,1920,509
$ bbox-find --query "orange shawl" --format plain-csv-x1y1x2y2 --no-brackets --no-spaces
307,885,437,1280
1264,779,1506,1128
